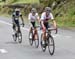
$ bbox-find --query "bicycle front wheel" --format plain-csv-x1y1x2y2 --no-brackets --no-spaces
48,35,55,55
29,31,33,46
18,32,22,43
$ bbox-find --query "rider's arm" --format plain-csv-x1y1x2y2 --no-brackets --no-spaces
20,14,24,24
12,14,15,24
50,13,57,29
28,13,31,23
40,13,45,28
41,20,45,28
28,13,31,22
52,20,57,29
36,13,40,23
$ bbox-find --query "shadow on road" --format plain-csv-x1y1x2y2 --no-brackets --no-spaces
5,41,18,44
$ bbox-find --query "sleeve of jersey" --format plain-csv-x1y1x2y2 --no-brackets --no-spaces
41,13,45,21
28,13,31,20
50,13,54,20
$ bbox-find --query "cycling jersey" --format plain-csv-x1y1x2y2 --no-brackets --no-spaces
41,12,54,29
12,12,22,27
41,12,54,22
12,12,22,20
28,13,39,22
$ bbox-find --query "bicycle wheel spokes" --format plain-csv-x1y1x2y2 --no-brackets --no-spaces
48,36,55,55
18,32,22,43
29,32,33,46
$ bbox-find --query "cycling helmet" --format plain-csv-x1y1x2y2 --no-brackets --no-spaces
45,7,51,12
15,8,20,12
31,8,37,13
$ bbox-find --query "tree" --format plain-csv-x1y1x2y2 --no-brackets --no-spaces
2,0,6,2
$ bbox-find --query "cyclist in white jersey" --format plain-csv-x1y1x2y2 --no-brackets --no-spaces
40,7,57,45
28,8,40,40
28,8,40,30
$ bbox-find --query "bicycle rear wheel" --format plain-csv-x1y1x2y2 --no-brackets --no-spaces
18,32,22,43
48,35,55,55
29,31,33,46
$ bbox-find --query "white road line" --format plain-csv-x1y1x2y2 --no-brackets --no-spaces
0,20,11,26
0,49,8,54
0,20,29,31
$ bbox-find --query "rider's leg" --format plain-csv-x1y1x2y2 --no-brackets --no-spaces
42,23,47,41
31,22,35,34
42,22,49,47
29,22,34,33
17,21,20,33
42,26,46,46
12,22,16,35
31,22,38,40
13,23,15,30
34,27,38,40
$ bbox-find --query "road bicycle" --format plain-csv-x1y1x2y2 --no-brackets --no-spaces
29,26,39,48
41,28,57,55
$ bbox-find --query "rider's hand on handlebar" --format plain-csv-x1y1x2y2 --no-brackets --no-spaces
55,27,58,34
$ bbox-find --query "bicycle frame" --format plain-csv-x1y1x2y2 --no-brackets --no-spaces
29,26,39,48
41,28,57,55
30,27,38,40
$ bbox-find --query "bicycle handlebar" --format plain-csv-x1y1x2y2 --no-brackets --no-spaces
48,28,58,34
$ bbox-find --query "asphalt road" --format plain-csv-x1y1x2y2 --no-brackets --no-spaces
0,16,75,59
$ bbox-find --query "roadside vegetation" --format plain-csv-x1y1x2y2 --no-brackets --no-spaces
0,0,75,28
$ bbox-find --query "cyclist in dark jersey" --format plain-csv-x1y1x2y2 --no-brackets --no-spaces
12,8,24,33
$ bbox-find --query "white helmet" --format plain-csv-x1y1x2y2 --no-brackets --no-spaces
45,7,51,12
31,8,37,13
15,8,20,12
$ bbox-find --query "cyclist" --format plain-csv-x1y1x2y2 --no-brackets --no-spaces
40,7,57,47
28,8,40,39
12,8,24,35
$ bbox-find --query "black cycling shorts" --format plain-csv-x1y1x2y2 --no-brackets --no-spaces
43,22,50,29
31,22,35,28
14,19,20,27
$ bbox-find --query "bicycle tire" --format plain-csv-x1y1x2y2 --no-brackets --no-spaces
29,31,33,46
18,32,22,43
47,35,55,55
